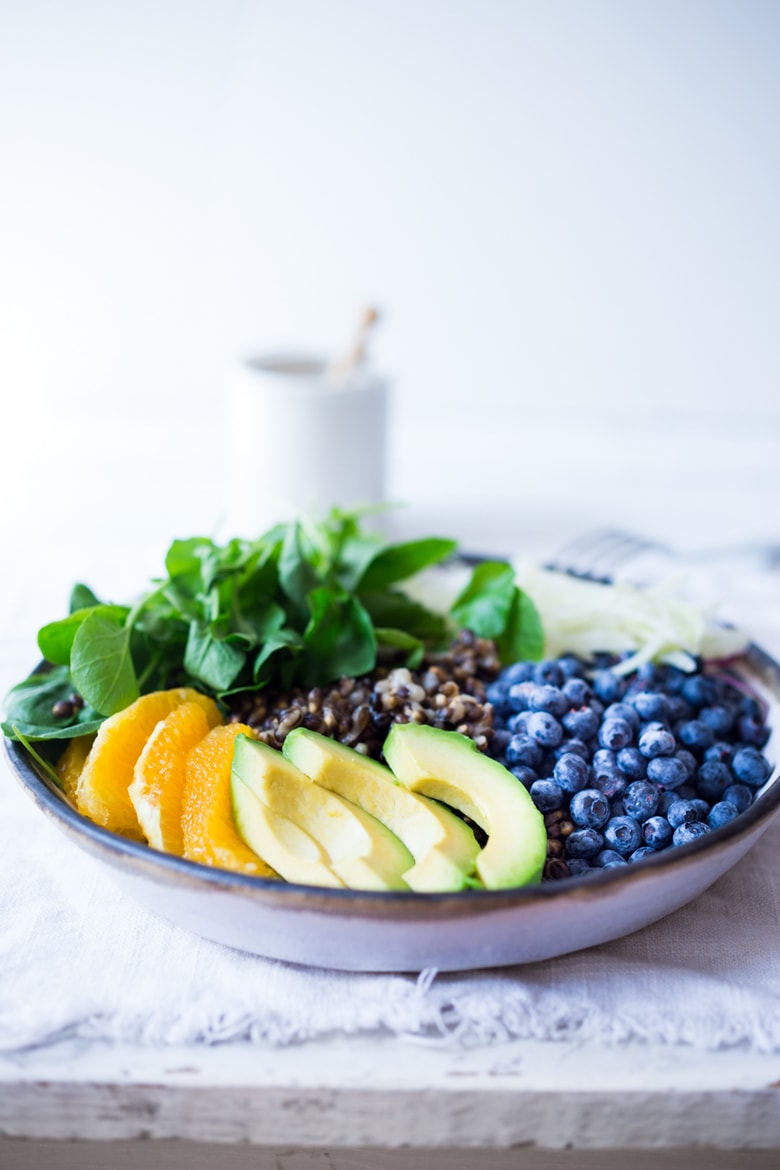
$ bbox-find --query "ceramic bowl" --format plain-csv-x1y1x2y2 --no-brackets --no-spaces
4,645,779,973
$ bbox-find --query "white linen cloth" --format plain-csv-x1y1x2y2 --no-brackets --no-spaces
1,555,779,1054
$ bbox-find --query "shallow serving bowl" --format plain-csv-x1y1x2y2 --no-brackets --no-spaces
4,645,780,973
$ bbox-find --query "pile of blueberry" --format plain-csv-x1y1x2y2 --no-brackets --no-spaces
486,654,773,879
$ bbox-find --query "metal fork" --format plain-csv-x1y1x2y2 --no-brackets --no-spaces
544,529,668,583
545,528,780,583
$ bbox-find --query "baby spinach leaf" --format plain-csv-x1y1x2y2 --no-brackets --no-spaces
252,628,304,686
11,727,63,788
374,627,425,669
358,538,458,592
71,611,140,716
1,666,105,740
303,588,377,685
279,521,320,609
184,623,246,691
69,583,101,613
496,589,545,664
359,590,450,643
38,605,130,667
451,561,515,640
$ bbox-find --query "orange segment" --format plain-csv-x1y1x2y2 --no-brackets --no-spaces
182,723,277,878
128,698,222,853
76,687,219,839
56,734,96,803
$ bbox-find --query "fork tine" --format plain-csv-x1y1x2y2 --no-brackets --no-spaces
545,529,660,583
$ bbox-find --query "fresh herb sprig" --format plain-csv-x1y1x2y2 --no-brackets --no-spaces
2,510,543,741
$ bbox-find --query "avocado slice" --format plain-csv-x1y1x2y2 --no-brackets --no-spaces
282,729,480,892
232,774,345,888
383,723,547,889
231,735,413,891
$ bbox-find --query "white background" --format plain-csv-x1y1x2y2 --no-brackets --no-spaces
1,0,779,604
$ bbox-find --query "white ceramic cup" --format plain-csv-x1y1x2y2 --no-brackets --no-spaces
225,353,388,536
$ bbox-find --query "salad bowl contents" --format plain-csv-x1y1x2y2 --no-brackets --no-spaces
3,510,778,971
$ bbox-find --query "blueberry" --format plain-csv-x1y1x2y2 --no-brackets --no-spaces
509,764,537,789
485,681,510,714
594,769,626,799
738,715,770,748
695,760,732,803
610,798,626,817
562,677,590,706
553,752,590,793
658,790,681,817
666,799,701,828
500,661,535,686
570,788,611,829
554,737,590,761
646,755,688,790
740,695,763,720
557,655,586,679
642,815,673,849
603,815,642,856
562,706,599,740
507,711,531,734
723,783,754,814
732,747,770,787
635,663,659,685
526,711,563,748
628,846,658,862
505,733,543,769
490,728,511,758
672,821,711,846
598,718,634,751
604,702,640,732
529,779,564,811
707,801,739,829
623,780,659,822
666,695,695,722
690,797,710,820
594,848,627,868
592,670,626,704
533,659,565,688
677,720,716,752
528,684,569,718
566,858,592,876
616,746,647,779
565,828,604,859
630,691,670,722
705,741,734,766
699,705,734,736
638,723,676,758
508,681,536,712
593,747,617,771
674,749,698,777
681,675,719,708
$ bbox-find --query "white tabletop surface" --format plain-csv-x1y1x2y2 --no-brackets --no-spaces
2,414,780,1167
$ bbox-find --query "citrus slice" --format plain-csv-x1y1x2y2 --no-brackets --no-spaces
76,687,218,839
128,698,222,853
56,734,96,803
182,723,277,878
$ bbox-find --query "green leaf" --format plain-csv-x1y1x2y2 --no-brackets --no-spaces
252,628,304,685
358,538,458,592
38,605,130,667
69,583,101,613
496,589,545,664
374,627,425,669
303,588,377,685
1,667,106,740
278,521,320,609
360,589,450,643
165,536,214,580
451,561,516,639
184,623,247,691
11,727,63,788
71,611,140,716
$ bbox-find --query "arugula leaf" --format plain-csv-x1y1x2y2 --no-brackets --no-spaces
278,521,320,609
38,605,130,667
71,611,140,716
358,538,458,592
1,667,105,740
184,623,247,691
374,627,425,668
303,588,377,685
